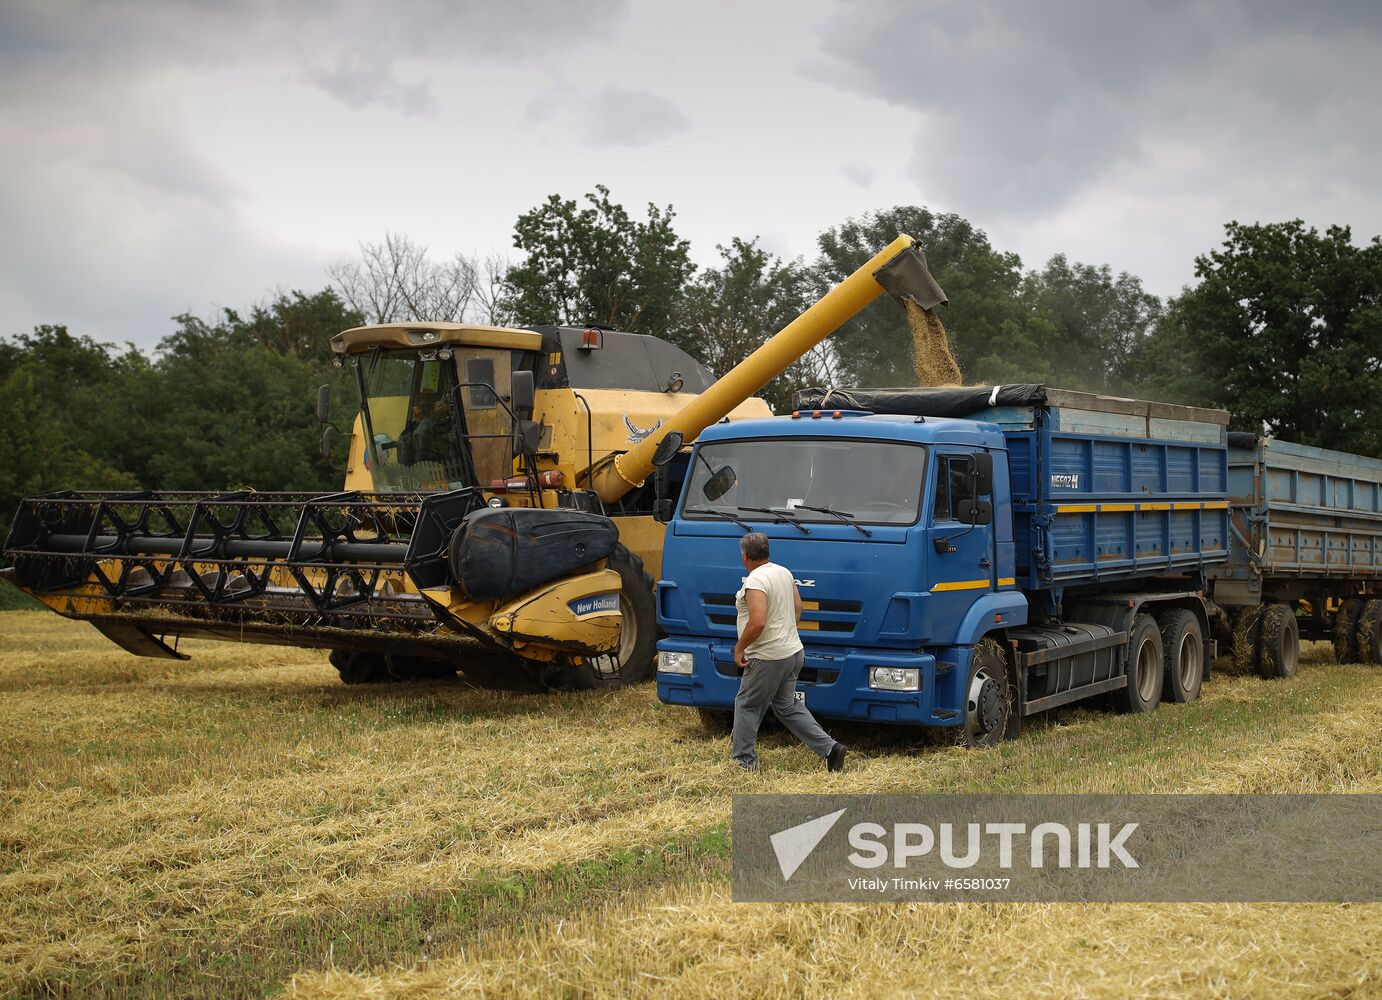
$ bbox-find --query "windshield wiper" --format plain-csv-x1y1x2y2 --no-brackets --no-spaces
789,504,873,537
684,507,753,532
736,506,812,535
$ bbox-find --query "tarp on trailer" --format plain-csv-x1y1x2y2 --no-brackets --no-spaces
794,385,1047,417
794,385,1230,429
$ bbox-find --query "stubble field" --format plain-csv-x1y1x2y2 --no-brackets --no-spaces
1,608,1379,998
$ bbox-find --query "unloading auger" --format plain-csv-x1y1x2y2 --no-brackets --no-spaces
3,235,946,689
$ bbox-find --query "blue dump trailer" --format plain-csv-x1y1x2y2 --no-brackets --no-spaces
654,386,1233,745
1211,433,1382,674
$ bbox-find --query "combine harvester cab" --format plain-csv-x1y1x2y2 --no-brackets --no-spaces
4,236,950,689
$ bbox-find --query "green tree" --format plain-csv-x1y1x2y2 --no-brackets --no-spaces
1136,221,1382,454
504,185,696,345
1019,255,1163,394
152,291,358,491
814,206,1038,386
0,363,139,531
161,289,360,367
680,238,816,410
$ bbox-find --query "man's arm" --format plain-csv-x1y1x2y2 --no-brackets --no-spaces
794,584,803,621
734,589,768,668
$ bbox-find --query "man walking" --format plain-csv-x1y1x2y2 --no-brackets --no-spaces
732,532,846,773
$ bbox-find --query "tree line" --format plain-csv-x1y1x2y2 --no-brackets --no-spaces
3,189,1379,535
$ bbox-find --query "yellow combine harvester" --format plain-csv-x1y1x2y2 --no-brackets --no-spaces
3,236,946,689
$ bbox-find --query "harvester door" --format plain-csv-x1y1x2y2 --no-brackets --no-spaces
928,449,997,643
455,348,515,487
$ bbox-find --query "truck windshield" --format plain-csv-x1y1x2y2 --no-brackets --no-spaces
359,349,471,491
682,438,927,526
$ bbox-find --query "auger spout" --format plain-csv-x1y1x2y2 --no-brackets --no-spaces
586,234,947,503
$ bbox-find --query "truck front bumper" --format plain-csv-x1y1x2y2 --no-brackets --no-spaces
655,638,949,727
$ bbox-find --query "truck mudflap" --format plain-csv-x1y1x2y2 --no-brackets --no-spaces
2,487,485,652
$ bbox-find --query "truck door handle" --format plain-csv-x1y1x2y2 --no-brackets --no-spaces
979,558,991,568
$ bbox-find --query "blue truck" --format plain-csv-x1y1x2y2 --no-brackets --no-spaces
653,385,1238,745
654,384,1382,743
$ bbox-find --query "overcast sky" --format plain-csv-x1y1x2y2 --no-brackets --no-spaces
3,0,1380,349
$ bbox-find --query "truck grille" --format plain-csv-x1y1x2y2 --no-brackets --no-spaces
701,593,861,635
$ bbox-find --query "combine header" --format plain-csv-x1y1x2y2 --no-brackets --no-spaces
4,235,947,689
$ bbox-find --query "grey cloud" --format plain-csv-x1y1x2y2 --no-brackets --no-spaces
0,1,629,112
0,0,631,346
579,86,692,147
809,0,1382,217
840,162,875,188
303,55,440,118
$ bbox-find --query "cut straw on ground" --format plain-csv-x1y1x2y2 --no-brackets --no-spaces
1,612,1378,996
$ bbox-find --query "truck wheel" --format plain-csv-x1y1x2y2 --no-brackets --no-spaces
1333,598,1365,664
330,649,389,685
697,708,734,735
1354,599,1382,665
568,545,658,690
1119,614,1163,713
953,638,1013,748
1257,603,1300,679
1159,609,1204,703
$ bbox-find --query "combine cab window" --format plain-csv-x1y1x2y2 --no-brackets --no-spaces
360,350,471,492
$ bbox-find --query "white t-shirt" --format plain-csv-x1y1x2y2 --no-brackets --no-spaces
735,562,804,660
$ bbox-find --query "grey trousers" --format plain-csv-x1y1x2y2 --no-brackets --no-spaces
732,649,836,769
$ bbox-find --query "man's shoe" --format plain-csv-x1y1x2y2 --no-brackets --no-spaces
826,742,846,773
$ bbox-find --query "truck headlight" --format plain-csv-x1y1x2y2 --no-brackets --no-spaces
659,651,695,675
869,666,920,691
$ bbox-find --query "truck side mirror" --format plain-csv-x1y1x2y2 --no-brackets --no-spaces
652,431,684,467
316,384,331,423
957,499,993,526
511,371,535,416
654,498,675,523
703,465,737,502
972,452,993,494
320,424,336,459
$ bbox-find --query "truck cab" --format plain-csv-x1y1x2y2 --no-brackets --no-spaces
655,410,1027,730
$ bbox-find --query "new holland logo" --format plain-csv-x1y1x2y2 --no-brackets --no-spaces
568,594,620,616
770,808,847,881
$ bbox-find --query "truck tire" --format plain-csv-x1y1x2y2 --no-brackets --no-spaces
330,649,390,685
1159,609,1204,703
697,708,734,735
1118,614,1163,713
1333,598,1365,664
953,638,1014,748
1257,603,1300,679
1354,599,1382,665
567,545,658,690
